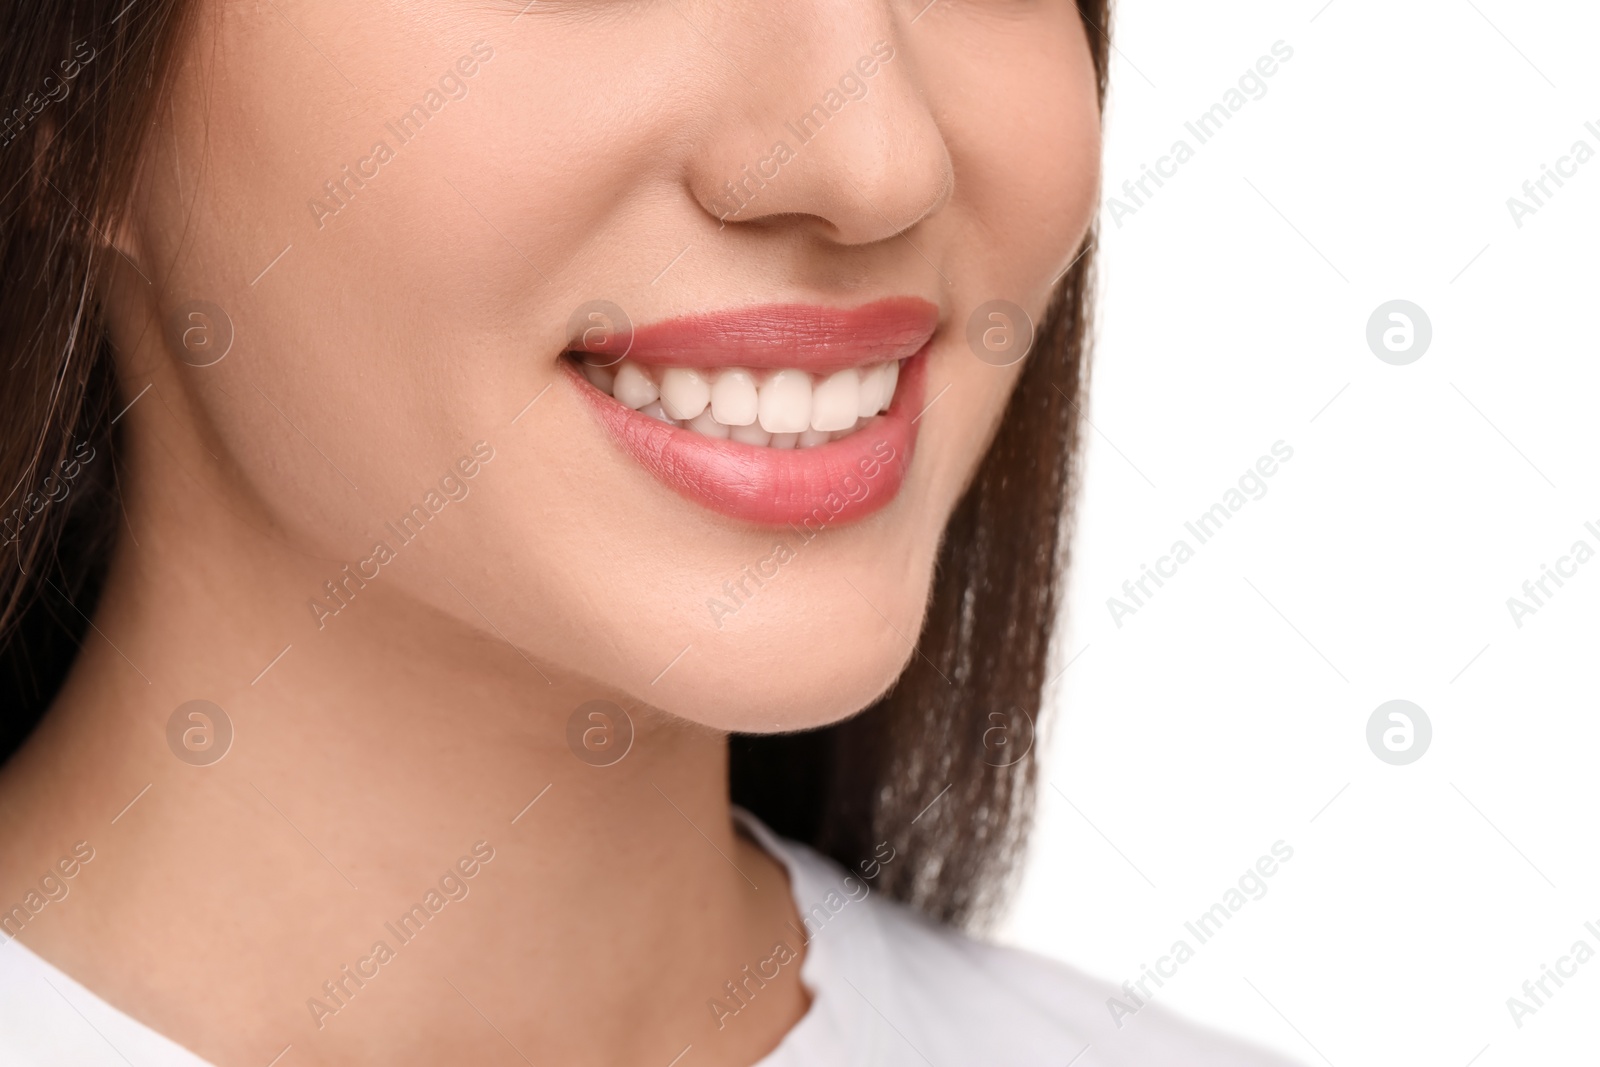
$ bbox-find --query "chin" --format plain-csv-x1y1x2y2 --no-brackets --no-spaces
592,535,939,734
646,626,921,735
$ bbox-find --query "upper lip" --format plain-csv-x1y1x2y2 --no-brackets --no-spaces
571,297,939,374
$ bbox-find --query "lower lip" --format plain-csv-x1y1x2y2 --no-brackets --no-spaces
567,350,926,527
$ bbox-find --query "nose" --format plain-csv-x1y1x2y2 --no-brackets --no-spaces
685,18,954,247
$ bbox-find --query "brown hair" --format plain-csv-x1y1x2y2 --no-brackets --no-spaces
0,0,1109,929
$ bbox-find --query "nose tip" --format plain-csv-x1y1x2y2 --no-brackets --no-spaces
690,38,955,247
802,130,955,246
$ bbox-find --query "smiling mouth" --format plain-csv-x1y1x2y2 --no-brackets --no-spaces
564,297,938,527
567,355,902,449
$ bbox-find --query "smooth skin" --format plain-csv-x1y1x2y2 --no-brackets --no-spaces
0,0,1100,1063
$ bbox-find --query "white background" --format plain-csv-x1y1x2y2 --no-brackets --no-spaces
1000,2,1600,1065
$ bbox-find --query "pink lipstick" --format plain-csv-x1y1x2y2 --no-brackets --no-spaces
565,298,937,527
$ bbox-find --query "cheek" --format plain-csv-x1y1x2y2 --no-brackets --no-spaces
911,356,1022,506
932,17,1101,288
129,12,695,552
904,17,1098,515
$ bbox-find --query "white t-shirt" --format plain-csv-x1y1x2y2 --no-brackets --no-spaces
0,814,1300,1066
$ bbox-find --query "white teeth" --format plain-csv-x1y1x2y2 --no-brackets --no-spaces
857,364,885,417
659,367,711,421
582,355,902,449
687,409,730,439
758,369,812,434
639,400,676,425
811,369,860,432
613,363,659,409
711,369,759,426
581,361,616,395
729,421,772,447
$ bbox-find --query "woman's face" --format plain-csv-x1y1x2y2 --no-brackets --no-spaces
118,0,1100,730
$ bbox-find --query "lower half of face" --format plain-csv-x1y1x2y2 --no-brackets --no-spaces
122,0,1101,731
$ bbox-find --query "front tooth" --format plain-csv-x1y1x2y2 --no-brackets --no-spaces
659,368,710,420
879,360,899,413
830,418,862,441
810,369,860,432
798,428,831,448
758,369,812,433
769,433,799,449
687,410,730,438
857,364,885,416
581,360,616,396
613,362,659,409
729,421,771,447
710,369,758,426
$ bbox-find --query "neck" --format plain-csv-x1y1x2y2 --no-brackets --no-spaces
0,412,807,1066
